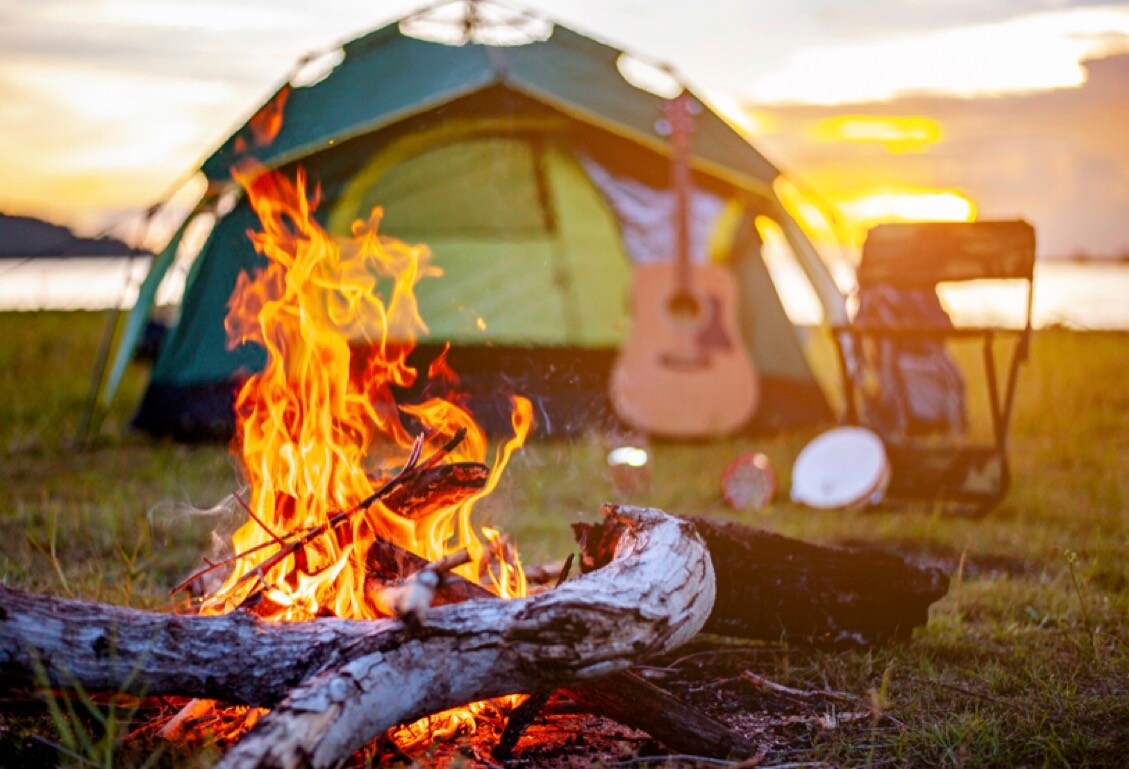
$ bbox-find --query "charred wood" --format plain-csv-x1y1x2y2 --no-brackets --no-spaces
564,671,758,759
574,515,948,648
380,462,488,519
689,516,949,648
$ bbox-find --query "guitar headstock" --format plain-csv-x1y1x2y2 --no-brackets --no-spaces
665,91,698,158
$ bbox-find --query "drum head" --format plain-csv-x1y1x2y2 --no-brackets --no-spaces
791,427,889,509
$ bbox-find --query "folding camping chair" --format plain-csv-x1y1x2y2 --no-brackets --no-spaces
830,220,1036,514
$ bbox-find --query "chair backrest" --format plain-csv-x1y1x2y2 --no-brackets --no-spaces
858,220,1035,288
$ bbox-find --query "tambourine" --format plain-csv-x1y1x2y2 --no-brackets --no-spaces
790,427,890,509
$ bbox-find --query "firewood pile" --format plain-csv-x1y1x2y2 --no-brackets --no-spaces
0,488,947,768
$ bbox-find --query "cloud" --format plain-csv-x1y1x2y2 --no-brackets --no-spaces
808,0,1122,40
749,6,1129,103
0,60,240,218
756,54,1129,257
1,2,305,86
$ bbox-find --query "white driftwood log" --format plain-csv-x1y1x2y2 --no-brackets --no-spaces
218,505,713,769
0,505,715,769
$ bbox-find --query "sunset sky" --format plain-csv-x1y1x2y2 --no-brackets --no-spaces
2,0,1128,258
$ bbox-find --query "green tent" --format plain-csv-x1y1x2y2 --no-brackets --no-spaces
100,5,846,439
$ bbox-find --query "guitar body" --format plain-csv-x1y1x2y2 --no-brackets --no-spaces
611,261,759,437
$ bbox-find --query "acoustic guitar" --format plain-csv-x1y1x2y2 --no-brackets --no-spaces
610,91,758,437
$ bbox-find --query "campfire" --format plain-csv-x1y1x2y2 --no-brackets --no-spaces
213,162,530,619
0,157,949,769
167,160,537,746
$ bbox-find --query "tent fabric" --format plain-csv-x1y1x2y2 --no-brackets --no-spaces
147,201,267,388
337,134,636,347
202,26,779,193
118,13,840,439
579,154,727,267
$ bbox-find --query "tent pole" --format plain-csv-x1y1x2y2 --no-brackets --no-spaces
75,208,156,449
76,302,124,449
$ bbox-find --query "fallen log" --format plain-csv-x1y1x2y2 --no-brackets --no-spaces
0,505,719,769
2,509,947,765
690,516,949,647
575,516,948,648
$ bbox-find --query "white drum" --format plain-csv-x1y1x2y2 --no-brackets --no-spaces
790,427,890,510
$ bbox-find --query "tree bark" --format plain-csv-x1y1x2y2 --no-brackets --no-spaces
0,505,718,769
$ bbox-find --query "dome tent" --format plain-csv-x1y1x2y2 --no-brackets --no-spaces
97,1,845,440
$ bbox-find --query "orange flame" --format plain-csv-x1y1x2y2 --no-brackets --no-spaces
198,161,532,743
233,85,291,155
206,163,531,618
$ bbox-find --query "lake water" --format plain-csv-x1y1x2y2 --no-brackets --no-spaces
0,256,184,312
0,256,1126,330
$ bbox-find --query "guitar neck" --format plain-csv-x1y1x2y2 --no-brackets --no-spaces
670,92,694,293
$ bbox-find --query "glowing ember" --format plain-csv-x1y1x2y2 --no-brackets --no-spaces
195,161,532,745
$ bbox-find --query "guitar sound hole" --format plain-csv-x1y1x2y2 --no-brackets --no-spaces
667,292,700,320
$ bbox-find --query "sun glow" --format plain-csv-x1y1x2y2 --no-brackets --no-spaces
813,116,942,153
839,188,977,228
776,176,977,250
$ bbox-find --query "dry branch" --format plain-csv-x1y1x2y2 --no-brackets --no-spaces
170,430,469,597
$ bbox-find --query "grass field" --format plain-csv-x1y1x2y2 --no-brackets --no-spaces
1,310,1127,767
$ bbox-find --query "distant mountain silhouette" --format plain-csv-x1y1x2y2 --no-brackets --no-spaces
0,212,145,258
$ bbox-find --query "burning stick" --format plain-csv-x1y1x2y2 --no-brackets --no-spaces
156,697,215,741
378,462,489,519
523,557,571,585
169,430,471,598
368,548,473,627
